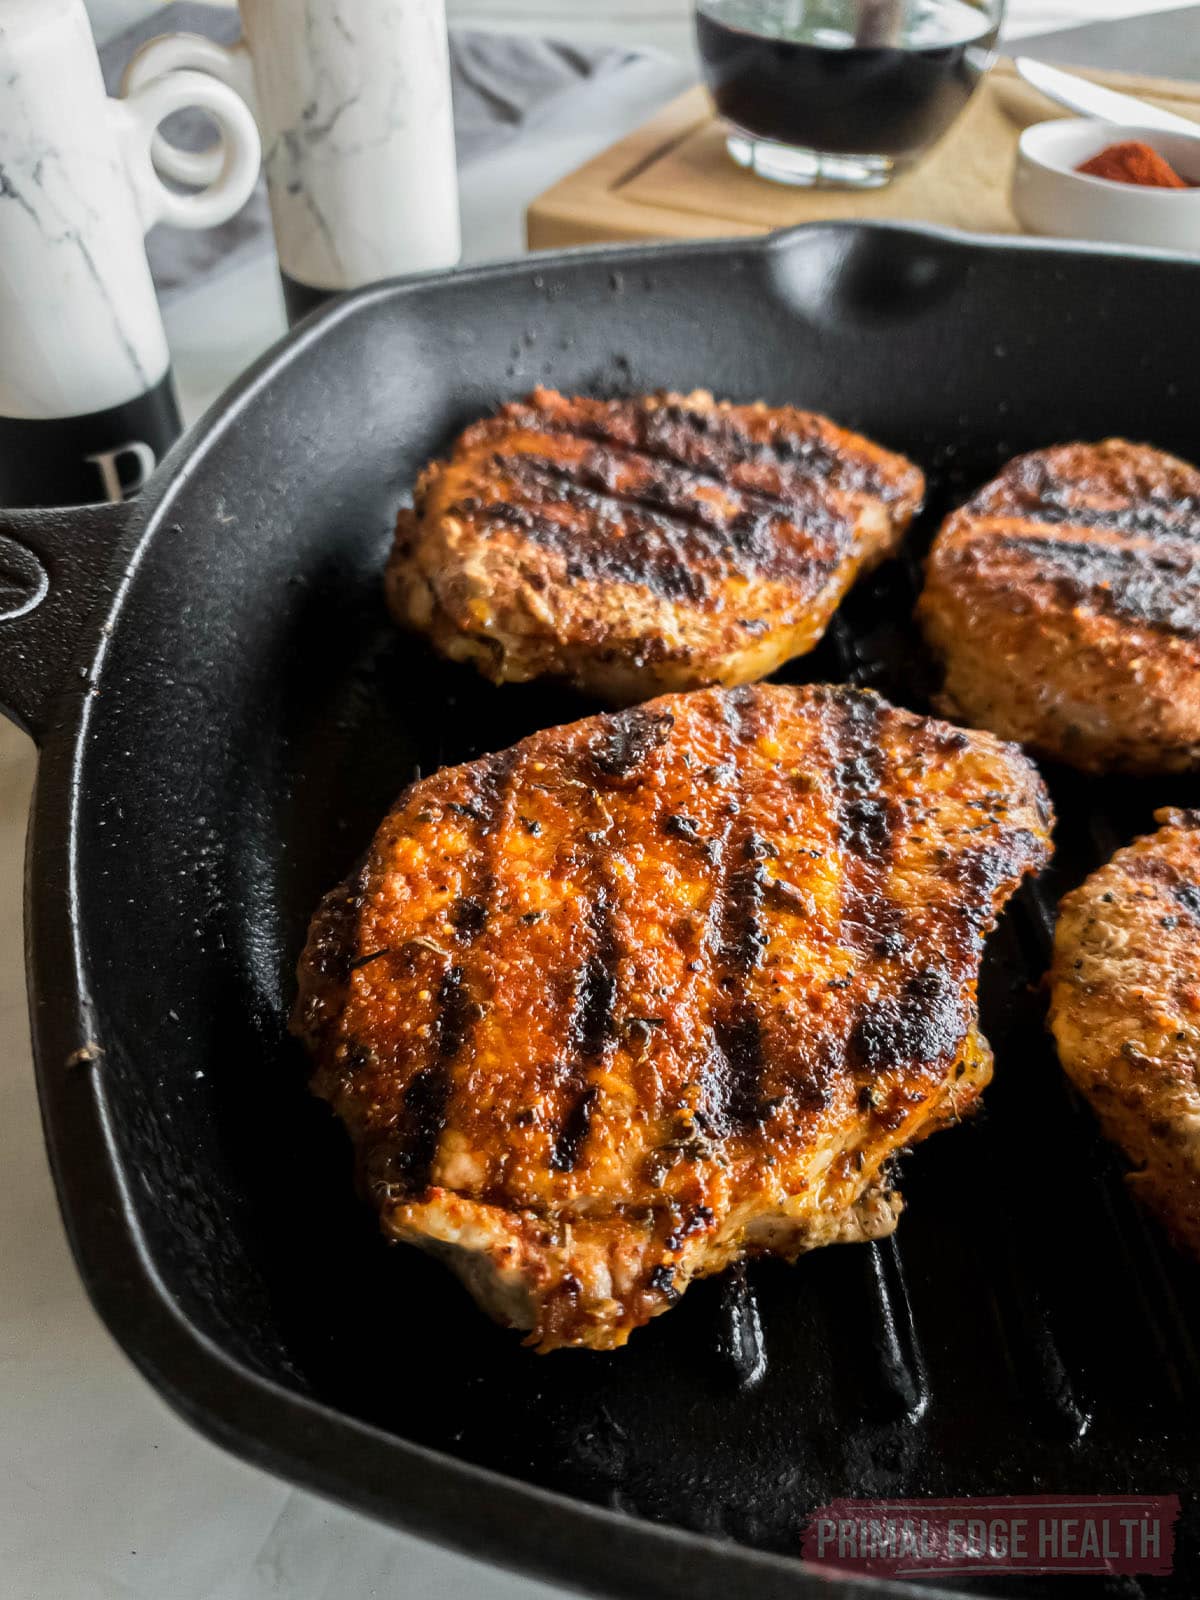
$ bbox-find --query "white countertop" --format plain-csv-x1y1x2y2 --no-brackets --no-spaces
2,3,1189,1596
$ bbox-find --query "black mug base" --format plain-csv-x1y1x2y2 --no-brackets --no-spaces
281,273,345,326
0,372,182,509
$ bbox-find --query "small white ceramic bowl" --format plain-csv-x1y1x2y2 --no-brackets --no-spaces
1012,118,1200,253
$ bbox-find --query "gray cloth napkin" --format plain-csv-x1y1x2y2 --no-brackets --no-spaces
100,3,660,298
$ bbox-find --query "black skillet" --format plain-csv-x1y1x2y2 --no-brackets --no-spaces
3,224,1200,1600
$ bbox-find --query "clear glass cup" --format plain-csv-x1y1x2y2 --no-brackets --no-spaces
695,0,1004,189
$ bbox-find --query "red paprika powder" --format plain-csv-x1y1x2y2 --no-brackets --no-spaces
1076,140,1189,188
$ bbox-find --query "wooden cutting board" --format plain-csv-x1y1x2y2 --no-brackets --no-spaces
527,58,1200,249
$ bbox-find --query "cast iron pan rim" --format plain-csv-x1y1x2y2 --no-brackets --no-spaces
28,220,1189,1599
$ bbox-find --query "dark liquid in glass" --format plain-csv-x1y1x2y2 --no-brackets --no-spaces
696,1,997,158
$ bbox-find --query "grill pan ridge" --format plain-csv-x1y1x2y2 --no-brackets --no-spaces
0,224,1198,1599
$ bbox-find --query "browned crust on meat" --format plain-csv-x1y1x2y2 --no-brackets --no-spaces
918,440,1200,774
1049,808,1200,1258
387,388,924,703
293,683,1052,1352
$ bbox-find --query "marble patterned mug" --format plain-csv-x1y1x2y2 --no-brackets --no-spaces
124,0,462,322
0,0,261,507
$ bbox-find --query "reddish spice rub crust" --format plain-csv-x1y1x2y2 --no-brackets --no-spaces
1049,809,1200,1258
293,684,1052,1352
387,388,924,703
919,440,1200,774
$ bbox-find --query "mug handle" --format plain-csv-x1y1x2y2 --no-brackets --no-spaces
122,33,258,191
109,67,260,232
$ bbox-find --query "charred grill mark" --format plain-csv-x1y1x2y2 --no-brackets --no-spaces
655,401,905,503
1126,856,1200,922
843,793,893,857
531,435,841,528
699,699,773,1135
550,808,623,1174
384,751,518,1196
650,703,740,1142
522,397,899,503
454,436,846,599
511,450,729,538
462,748,519,838
849,970,967,1074
450,897,487,937
830,690,941,1084
389,961,475,1195
987,533,1200,638
590,707,674,780
712,1013,766,1128
506,449,836,583
457,492,707,602
833,690,896,868
435,964,475,1061
1015,499,1200,540
458,750,518,929
572,891,619,1061
399,749,517,1189
719,832,771,979
996,530,1196,573
991,455,1200,541
384,1064,449,1195
648,400,848,483
550,1085,599,1174
947,838,1032,934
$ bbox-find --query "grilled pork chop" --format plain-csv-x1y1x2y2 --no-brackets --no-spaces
919,440,1200,774
293,684,1052,1351
387,389,924,702
1049,809,1200,1258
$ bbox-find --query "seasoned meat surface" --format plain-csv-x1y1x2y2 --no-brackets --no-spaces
1049,809,1200,1257
388,388,924,702
919,440,1200,774
293,684,1052,1351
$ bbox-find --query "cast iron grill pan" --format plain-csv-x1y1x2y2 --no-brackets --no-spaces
6,226,1199,1599
238,489,1200,1600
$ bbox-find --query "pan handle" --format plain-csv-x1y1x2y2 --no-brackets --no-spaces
0,500,134,744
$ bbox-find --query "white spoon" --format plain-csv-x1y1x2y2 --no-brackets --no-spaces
1015,57,1200,138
